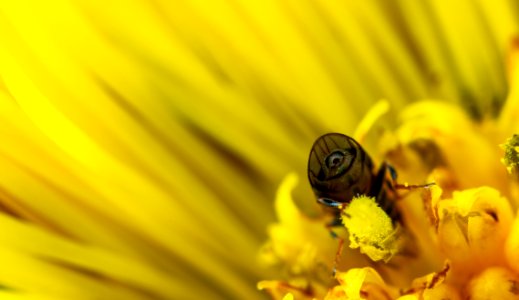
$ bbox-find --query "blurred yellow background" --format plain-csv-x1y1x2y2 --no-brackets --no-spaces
0,1,518,299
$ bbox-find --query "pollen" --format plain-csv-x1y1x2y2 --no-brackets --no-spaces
501,134,519,178
341,195,402,262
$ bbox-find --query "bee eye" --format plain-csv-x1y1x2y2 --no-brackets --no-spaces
326,151,346,169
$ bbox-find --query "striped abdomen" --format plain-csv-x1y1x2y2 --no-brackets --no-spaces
307,133,400,222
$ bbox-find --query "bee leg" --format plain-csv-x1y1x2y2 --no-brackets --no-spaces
318,198,344,238
387,162,436,190
324,218,345,276
317,198,346,275
394,182,436,190
332,237,345,276
325,217,343,239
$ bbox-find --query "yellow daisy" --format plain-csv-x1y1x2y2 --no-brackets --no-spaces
0,1,518,300
259,33,519,300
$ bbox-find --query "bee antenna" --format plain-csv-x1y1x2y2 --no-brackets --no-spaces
317,198,342,208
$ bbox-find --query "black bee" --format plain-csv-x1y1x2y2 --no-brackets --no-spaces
307,133,430,226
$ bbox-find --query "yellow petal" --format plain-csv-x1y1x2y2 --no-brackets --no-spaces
505,210,519,273
499,38,519,139
466,267,519,300
262,173,335,274
257,279,325,300
422,284,461,300
397,101,508,193
0,291,66,300
353,99,390,145
283,293,295,300
397,284,461,300
436,187,514,280
329,268,397,300
398,262,461,300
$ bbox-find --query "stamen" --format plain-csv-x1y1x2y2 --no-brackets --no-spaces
353,100,390,144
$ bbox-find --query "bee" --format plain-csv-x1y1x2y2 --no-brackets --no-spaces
307,133,430,227
307,133,434,271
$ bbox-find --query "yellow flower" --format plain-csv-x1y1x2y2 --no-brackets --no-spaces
1,1,519,300
259,41,519,298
